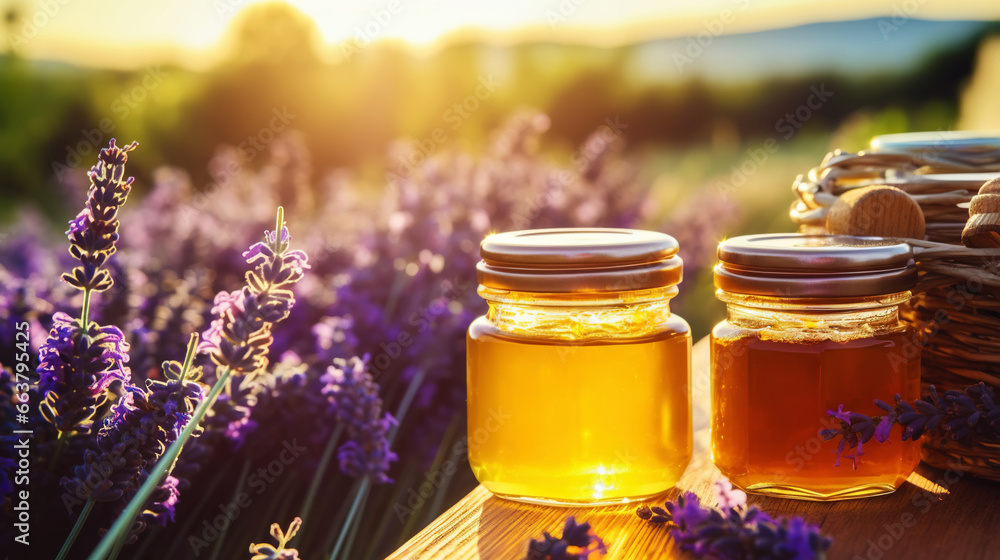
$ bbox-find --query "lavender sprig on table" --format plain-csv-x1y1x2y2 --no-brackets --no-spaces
636,479,832,560
524,516,607,560
822,383,1000,468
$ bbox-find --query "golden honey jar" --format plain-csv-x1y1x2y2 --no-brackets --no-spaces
467,228,692,505
711,234,922,500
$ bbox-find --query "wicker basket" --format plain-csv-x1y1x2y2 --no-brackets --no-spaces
791,131,1000,480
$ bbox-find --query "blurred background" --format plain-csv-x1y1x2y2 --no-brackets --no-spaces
3,0,1000,334
3,1,1000,558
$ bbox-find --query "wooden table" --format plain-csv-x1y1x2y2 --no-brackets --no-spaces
389,338,1000,560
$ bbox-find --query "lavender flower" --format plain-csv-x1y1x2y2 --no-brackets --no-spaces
61,139,138,294
199,218,310,379
249,516,302,560
819,404,876,469
37,312,129,435
524,517,606,560
140,475,181,527
172,213,309,488
637,480,832,560
823,383,1000,468
321,356,397,483
61,359,204,540
37,139,137,439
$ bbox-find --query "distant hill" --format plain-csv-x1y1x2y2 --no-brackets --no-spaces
630,18,989,82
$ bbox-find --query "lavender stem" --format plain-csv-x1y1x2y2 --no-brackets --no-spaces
329,478,372,560
298,422,345,531
56,498,94,560
207,460,252,560
86,365,232,560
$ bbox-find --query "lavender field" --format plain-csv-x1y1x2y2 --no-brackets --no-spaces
2,2,1000,559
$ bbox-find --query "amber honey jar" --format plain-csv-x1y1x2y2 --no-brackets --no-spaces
467,228,692,505
711,234,921,500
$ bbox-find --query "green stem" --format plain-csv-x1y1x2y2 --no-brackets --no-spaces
49,430,68,473
297,423,345,538
107,524,130,560
362,467,415,560
178,333,198,383
56,499,94,560
340,498,366,560
420,414,463,527
396,415,460,548
86,366,232,560
80,288,92,331
329,478,371,560
386,367,426,444
208,460,252,560
319,479,358,554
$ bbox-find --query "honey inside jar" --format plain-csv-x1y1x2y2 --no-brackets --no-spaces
711,234,922,501
469,229,692,505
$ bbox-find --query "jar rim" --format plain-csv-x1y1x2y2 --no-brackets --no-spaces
871,131,1000,156
714,234,916,298
478,228,683,293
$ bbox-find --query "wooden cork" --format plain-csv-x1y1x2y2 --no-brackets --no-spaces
826,185,926,239
962,177,1000,248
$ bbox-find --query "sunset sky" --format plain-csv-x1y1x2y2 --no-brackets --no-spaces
8,0,1000,69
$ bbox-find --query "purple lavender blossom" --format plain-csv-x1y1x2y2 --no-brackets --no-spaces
61,139,138,294
524,517,606,560
321,356,397,483
199,221,310,378
141,475,181,527
820,405,875,469
175,213,310,490
37,312,129,435
37,139,137,440
636,480,832,560
823,383,1000,468
61,361,204,540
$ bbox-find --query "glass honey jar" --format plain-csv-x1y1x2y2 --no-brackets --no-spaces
467,228,692,505
711,234,921,501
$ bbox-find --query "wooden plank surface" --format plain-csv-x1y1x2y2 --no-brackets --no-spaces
389,338,1000,560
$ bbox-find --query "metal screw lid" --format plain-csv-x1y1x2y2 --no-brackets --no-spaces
478,228,682,293
714,234,916,298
